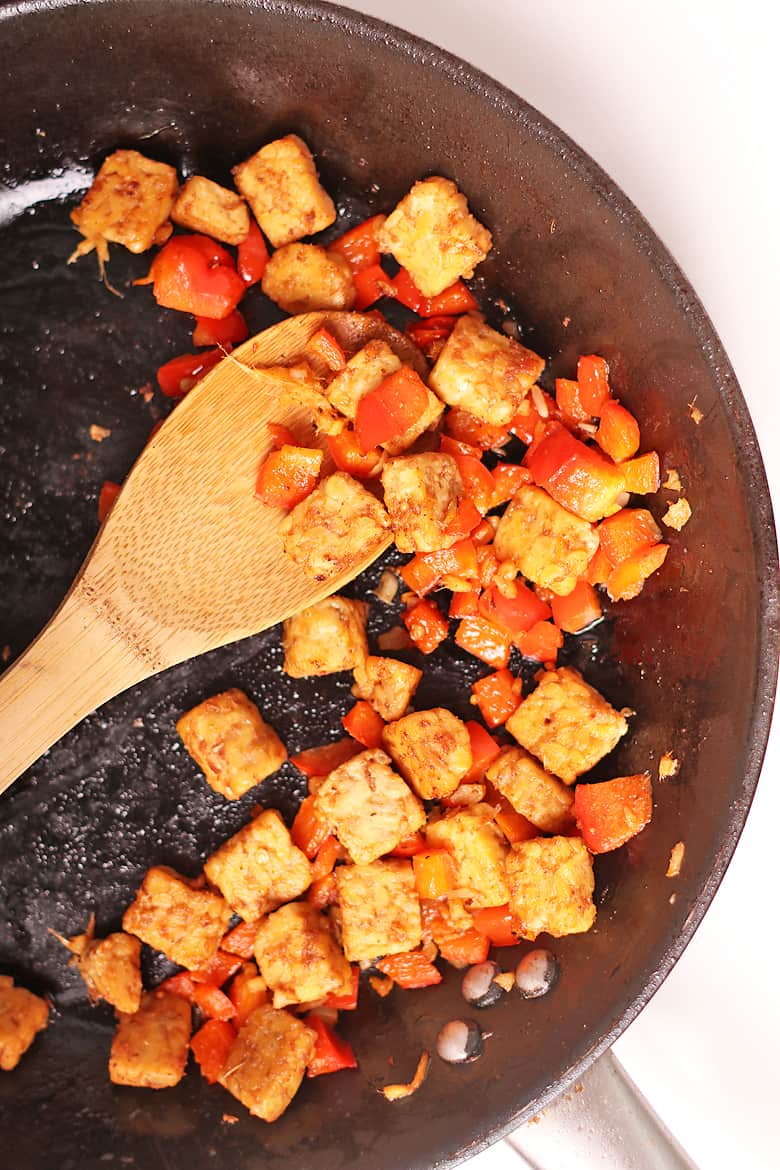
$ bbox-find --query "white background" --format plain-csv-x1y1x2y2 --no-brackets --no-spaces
344,2,780,1168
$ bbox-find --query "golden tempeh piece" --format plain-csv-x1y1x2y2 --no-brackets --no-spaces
177,688,287,800
0,976,48,1071
71,149,178,255
280,472,390,582
109,990,191,1088
254,902,352,1008
506,667,628,785
282,595,368,677
486,747,575,834
505,836,596,939
377,176,492,297
425,804,510,908
381,453,464,553
171,175,250,245
204,810,312,922
218,1005,317,1122
382,708,472,801
351,655,422,722
122,865,231,969
262,243,355,314
494,485,599,597
233,134,336,248
70,928,142,1015
336,859,422,962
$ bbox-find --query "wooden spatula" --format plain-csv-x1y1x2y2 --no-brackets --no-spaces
0,310,423,796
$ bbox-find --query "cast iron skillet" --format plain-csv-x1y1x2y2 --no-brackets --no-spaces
0,2,777,1167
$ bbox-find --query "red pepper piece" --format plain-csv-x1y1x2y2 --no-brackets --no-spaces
470,668,520,728
305,1015,358,1077
355,366,430,453
143,234,245,319
324,965,360,1011
402,597,449,654
192,309,248,348
326,428,383,479
98,480,121,523
353,263,396,310
376,951,442,989
472,904,521,947
290,794,331,858
327,215,385,273
157,348,224,398
237,220,270,286
574,773,653,853
577,354,612,416
254,445,323,509
290,739,362,779
342,700,385,749
454,616,512,669
463,720,501,781
478,582,551,640
191,1018,236,1084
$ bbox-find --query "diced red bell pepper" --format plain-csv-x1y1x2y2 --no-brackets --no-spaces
439,435,483,460
478,582,551,640
237,220,270,286
342,700,386,749
98,480,121,523
491,462,532,507
157,347,224,398
290,739,362,779
406,315,457,359
392,268,478,317
511,391,558,446
463,720,501,781
352,263,396,310
621,451,660,495
307,871,339,909
605,542,669,602
191,1018,236,1084
471,519,495,545
470,668,520,728
476,545,499,589
306,327,347,372
267,421,297,449
227,962,269,1027
436,929,491,969
550,579,602,633
158,972,197,1000
389,832,427,858
402,596,449,654
221,920,259,959
586,546,613,586
444,407,511,451
326,428,383,479
189,950,243,987
412,850,456,899
577,354,612,416
472,904,521,947
598,508,662,566
449,590,480,619
376,951,442,989
324,965,360,1011
191,983,237,1021
574,773,653,853
143,234,246,319
445,498,483,540
454,617,512,669
515,619,563,663
525,422,625,522
311,834,346,883
192,309,248,348
290,795,331,858
327,215,385,273
355,366,430,454
305,1015,358,1077
555,377,591,426
255,445,323,509
399,539,479,595
596,399,641,462
449,452,495,514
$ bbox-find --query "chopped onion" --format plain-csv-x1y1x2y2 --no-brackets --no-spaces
531,385,549,418
382,1050,430,1100
374,570,399,605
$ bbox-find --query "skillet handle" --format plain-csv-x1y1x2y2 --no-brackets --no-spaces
504,1049,699,1170
0,585,147,795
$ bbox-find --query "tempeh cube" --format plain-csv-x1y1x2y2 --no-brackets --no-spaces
425,804,509,908
505,836,596,939
279,472,390,582
381,708,472,800
377,177,492,297
505,667,628,785
171,175,250,244
313,748,425,864
72,930,142,1015
176,688,287,800
335,859,421,962
351,655,422,722
218,1005,316,1122
494,485,599,597
254,902,352,1008
70,149,178,254
0,976,48,1071
282,595,368,677
486,747,575,834
122,865,231,970
429,314,544,426
381,453,463,553
204,810,312,922
232,135,336,247
261,243,355,314
109,990,191,1088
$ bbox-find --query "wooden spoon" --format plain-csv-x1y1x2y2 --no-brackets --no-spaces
0,311,423,796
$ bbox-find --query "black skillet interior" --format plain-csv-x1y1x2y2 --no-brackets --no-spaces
0,2,777,1168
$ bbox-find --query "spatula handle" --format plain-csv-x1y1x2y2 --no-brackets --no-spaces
0,585,148,796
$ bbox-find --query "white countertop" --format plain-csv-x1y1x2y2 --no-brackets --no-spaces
345,2,780,1167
